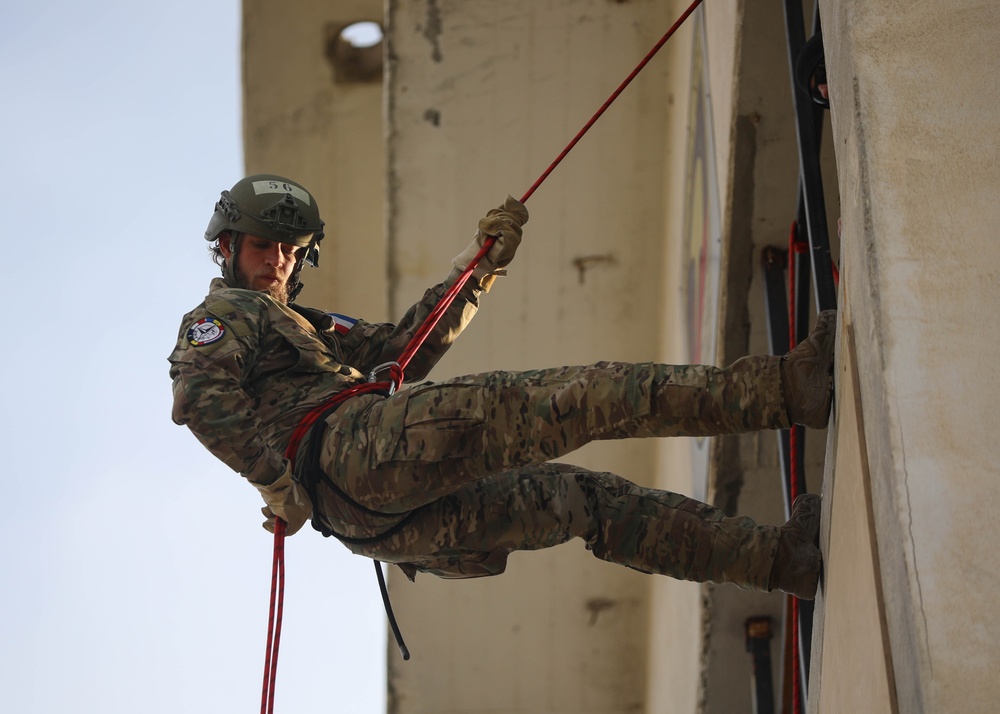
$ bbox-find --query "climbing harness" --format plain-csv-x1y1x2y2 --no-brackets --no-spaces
259,1,704,711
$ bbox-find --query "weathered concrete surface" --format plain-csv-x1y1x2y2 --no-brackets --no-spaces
243,0,387,318
384,1,675,711
812,317,896,712
816,1,1000,711
240,0,850,710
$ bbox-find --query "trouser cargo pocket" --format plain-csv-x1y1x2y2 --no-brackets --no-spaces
372,382,487,465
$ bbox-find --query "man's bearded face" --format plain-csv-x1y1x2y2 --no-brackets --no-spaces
226,235,299,303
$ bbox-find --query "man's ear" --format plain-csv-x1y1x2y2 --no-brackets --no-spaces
218,231,234,259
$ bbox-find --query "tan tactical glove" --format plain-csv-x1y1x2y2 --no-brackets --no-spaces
452,195,529,291
254,464,313,536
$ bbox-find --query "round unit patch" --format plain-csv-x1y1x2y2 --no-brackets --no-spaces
188,318,226,346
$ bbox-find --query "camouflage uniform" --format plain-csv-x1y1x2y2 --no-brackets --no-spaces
170,273,790,592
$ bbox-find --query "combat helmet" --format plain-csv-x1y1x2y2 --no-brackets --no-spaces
205,174,325,302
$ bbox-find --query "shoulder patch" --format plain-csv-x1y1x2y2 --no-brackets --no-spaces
187,317,227,346
328,312,359,335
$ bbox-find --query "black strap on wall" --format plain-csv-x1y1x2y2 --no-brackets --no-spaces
783,0,838,314
760,1,841,709
745,617,776,714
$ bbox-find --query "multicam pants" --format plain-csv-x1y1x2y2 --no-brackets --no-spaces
304,356,790,588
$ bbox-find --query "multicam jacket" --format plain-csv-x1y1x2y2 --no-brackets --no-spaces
169,273,482,488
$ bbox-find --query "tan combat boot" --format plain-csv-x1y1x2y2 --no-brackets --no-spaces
781,310,837,428
769,493,822,599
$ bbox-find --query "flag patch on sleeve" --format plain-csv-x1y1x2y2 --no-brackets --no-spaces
328,313,359,335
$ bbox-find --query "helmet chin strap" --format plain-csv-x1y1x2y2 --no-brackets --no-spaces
221,232,243,290
285,246,311,304
287,277,304,303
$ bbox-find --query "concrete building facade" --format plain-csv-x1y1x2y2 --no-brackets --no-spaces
241,1,1000,711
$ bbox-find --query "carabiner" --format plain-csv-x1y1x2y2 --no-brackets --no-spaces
367,361,401,396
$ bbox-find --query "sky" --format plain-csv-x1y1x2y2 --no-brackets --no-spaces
0,2,385,712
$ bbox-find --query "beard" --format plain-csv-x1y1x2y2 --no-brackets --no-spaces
234,263,291,304
261,280,290,305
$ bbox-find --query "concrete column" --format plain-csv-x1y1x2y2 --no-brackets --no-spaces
814,2,1000,711
243,0,387,318
383,1,679,711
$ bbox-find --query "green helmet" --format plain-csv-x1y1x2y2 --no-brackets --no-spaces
206,174,325,301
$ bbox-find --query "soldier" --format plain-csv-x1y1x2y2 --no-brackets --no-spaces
170,175,832,600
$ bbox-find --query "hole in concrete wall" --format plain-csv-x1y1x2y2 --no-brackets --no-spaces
326,21,384,84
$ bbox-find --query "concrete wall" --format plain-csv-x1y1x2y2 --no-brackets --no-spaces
812,1,1000,711
703,2,843,710
241,1,844,711
243,0,387,319
383,1,676,711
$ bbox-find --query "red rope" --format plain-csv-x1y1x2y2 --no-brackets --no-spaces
393,240,495,374
520,0,706,204
260,381,394,713
399,0,706,370
260,519,286,714
283,381,394,466
259,3,705,709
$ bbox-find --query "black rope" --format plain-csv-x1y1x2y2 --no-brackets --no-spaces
375,560,410,661
295,396,414,660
